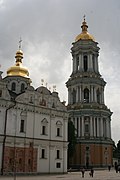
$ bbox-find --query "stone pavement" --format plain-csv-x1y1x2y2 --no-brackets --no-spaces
0,169,120,180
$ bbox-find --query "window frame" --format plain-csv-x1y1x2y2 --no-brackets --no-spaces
20,119,25,133
56,162,61,168
56,150,60,159
11,82,16,91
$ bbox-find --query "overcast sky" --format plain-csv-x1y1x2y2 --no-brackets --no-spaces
0,0,120,144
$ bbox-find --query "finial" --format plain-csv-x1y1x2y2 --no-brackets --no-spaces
81,15,88,32
53,85,56,92
41,79,44,86
19,37,22,50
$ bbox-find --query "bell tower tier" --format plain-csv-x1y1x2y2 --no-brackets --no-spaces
66,17,113,168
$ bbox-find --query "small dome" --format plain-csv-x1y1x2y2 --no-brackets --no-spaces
75,16,95,42
7,49,29,77
36,86,51,95
27,86,35,91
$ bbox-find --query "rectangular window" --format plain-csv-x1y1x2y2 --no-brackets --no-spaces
20,120,24,132
41,149,45,158
56,162,61,168
57,128,60,136
57,150,60,159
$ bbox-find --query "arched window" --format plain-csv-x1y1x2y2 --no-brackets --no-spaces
11,82,16,91
84,88,89,103
83,55,88,72
56,121,62,137
21,83,25,92
41,118,48,135
97,89,100,103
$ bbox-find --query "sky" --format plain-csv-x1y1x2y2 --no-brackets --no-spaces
0,0,120,144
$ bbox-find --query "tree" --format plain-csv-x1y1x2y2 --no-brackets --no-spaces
68,120,77,167
117,140,120,163
113,141,118,159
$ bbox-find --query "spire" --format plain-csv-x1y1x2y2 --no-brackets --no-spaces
75,15,95,42
81,15,88,33
15,38,23,64
7,39,29,77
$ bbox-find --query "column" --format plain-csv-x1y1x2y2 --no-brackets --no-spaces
78,117,81,137
94,55,98,72
93,86,95,102
63,145,67,173
81,54,83,71
97,118,100,137
68,89,71,104
101,87,105,104
100,117,103,137
96,56,99,72
78,86,80,102
109,120,111,138
94,87,97,102
93,117,96,137
76,86,79,102
89,53,93,71
72,55,76,73
90,85,93,102
74,56,77,72
80,85,82,102
64,118,68,141
82,116,84,137
106,118,110,138
79,54,82,71
81,85,83,103
90,116,93,137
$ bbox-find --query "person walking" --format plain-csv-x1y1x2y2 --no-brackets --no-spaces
90,167,94,177
108,165,111,171
81,167,85,178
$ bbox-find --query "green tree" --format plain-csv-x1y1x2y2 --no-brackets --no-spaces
68,120,77,167
113,141,117,159
117,140,120,162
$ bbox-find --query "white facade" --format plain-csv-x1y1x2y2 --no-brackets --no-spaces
0,50,68,174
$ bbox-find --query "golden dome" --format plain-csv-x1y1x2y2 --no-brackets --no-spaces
7,49,29,77
75,16,95,42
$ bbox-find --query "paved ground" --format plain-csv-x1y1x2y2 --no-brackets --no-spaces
0,169,120,180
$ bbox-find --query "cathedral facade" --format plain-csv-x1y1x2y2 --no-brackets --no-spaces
0,49,68,174
66,17,113,168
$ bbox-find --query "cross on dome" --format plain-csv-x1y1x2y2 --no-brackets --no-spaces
19,37,22,50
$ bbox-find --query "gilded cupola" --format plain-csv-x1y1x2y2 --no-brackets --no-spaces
75,15,95,42
7,41,29,78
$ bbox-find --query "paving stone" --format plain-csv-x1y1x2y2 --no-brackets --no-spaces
0,169,120,180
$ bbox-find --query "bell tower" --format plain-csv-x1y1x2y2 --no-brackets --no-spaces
66,17,113,168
